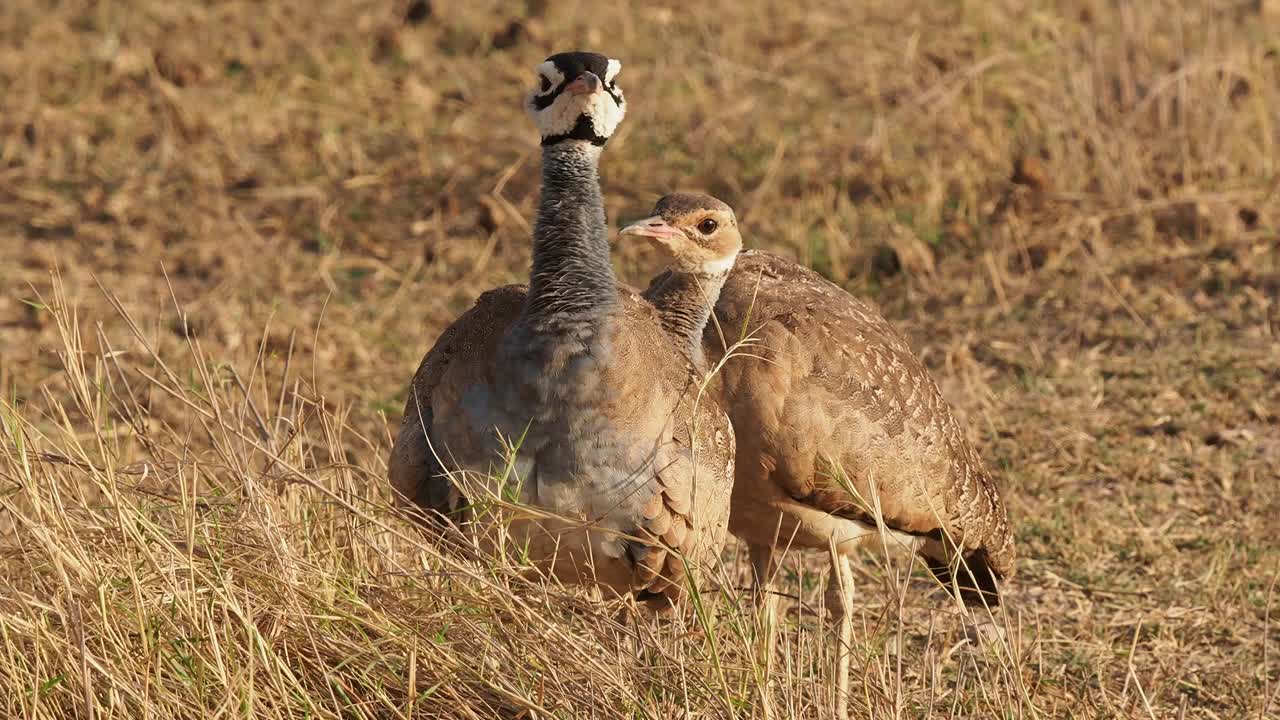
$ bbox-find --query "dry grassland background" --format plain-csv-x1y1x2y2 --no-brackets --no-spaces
1,0,1278,717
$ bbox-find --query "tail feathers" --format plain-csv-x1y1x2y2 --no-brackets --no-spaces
928,548,1002,607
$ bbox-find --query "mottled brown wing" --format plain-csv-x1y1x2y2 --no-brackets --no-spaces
388,284,527,517
710,251,1014,579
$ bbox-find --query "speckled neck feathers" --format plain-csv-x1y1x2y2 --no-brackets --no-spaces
521,141,619,336
643,268,730,367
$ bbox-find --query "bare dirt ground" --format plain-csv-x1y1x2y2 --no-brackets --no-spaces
1,1,1278,717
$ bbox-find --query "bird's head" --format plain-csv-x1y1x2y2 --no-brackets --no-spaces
619,193,743,276
526,51,626,146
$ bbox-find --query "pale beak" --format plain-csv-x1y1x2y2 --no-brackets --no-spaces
619,216,682,243
565,71,601,96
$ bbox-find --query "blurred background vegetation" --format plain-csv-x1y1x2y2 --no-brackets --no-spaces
0,1,1277,717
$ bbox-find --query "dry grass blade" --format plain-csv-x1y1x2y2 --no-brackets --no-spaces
1,0,1277,717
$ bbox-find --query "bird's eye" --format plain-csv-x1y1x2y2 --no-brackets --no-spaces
539,76,552,93
697,218,718,234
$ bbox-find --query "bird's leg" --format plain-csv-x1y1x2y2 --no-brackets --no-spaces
826,549,855,720
749,543,778,620
748,543,778,718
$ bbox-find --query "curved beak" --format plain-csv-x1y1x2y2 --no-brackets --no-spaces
619,216,682,244
565,71,601,96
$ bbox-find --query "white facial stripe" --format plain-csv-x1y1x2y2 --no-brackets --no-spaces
605,59,621,84
589,89,625,137
534,92,581,138
533,61,564,93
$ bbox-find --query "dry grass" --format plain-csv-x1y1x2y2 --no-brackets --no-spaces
1,0,1278,717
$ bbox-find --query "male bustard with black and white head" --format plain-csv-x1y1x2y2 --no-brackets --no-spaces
526,52,625,144
388,53,736,606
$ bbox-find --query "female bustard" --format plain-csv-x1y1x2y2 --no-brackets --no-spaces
388,55,736,605
619,193,743,370
626,192,1016,717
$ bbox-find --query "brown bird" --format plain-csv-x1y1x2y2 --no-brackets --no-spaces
635,192,1015,717
618,193,743,370
387,55,735,607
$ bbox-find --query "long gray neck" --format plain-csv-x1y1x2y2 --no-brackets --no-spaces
522,141,618,330
642,268,730,367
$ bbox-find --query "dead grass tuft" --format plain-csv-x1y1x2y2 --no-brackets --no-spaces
1,0,1278,717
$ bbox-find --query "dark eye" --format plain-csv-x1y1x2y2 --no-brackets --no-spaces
539,76,551,93
697,218,718,234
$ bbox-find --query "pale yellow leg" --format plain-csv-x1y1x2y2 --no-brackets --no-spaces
826,550,854,720
749,543,779,623
749,544,778,720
